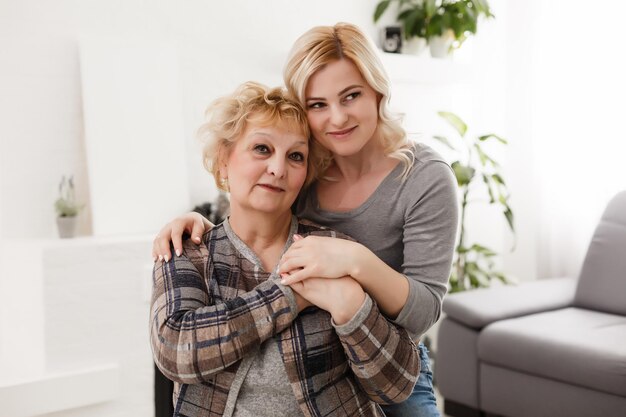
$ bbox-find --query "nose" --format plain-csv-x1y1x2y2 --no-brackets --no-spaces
329,104,349,127
267,155,286,178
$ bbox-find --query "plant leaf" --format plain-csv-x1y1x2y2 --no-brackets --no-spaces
492,173,505,185
469,243,497,257
451,161,475,186
425,0,437,17
504,206,515,233
438,111,467,137
373,0,391,22
481,173,495,203
433,135,455,150
478,133,508,144
493,272,510,284
474,144,487,166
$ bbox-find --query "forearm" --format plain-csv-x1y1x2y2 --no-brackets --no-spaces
150,261,297,384
351,244,410,319
335,295,420,404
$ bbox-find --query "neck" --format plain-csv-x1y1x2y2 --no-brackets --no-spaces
330,138,394,183
228,207,293,254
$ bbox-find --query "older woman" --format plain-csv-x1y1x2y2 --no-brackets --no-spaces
149,81,419,417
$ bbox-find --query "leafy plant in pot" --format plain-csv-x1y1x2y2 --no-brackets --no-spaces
374,0,429,55
54,175,84,238
433,112,515,292
374,0,493,58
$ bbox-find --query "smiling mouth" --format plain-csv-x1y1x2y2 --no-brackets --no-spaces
328,126,357,137
258,184,285,192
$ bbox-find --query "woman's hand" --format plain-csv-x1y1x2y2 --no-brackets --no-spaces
152,212,213,262
279,235,365,285
289,276,366,325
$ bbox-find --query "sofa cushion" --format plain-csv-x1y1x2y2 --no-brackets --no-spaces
443,278,576,329
574,190,626,316
478,307,626,397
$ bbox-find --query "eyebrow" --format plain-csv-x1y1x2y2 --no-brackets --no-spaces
306,84,363,101
249,131,308,146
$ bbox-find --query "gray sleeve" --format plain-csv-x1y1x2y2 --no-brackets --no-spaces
393,160,458,338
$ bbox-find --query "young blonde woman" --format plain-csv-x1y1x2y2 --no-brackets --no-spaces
150,82,420,417
153,23,458,417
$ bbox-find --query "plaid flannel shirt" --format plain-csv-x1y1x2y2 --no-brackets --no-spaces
150,217,419,416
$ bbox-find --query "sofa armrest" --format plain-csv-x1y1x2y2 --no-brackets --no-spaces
442,277,577,329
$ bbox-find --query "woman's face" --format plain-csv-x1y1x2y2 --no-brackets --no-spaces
304,59,379,157
222,121,308,217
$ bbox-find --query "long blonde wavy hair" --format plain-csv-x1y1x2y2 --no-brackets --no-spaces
283,22,414,179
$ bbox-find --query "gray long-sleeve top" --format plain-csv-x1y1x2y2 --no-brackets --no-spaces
295,143,459,338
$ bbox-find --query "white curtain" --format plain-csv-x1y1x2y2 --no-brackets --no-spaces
529,1,626,278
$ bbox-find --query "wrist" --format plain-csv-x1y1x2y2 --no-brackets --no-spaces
295,293,312,312
349,242,369,281
331,285,366,325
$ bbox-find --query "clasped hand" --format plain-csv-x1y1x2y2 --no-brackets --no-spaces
279,234,363,285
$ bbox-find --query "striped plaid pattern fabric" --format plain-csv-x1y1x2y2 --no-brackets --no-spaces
150,218,419,416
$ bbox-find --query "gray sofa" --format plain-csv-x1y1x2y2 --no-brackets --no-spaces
435,190,626,417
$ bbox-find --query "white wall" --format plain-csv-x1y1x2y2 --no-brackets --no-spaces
0,0,383,240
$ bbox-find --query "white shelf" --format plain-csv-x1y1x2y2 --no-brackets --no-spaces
0,364,120,417
380,51,473,85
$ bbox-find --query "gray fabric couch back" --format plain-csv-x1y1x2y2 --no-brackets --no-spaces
573,190,626,315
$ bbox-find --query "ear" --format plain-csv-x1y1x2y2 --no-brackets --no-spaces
217,149,229,180
376,92,384,107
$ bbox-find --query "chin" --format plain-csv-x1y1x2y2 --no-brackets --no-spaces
250,202,292,216
329,141,368,157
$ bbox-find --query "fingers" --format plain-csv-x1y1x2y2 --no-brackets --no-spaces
280,269,307,285
190,219,206,243
169,222,186,261
152,212,211,263
279,257,301,275
152,234,172,262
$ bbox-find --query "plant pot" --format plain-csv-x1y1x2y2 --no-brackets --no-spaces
56,216,78,238
402,37,427,56
429,29,455,58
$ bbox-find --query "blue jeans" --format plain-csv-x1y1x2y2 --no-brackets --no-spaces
380,343,440,417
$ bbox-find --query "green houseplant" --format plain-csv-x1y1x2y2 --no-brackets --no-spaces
373,0,494,57
433,112,514,292
54,175,84,238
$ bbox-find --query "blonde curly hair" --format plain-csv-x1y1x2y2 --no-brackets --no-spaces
197,81,324,191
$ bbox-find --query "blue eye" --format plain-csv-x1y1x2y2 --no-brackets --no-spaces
289,152,305,162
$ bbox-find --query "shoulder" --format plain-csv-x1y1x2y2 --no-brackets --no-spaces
409,143,453,174
403,143,456,188
396,143,457,211
181,223,228,258
296,218,355,241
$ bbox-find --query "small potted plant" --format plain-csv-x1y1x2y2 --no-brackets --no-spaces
374,0,493,58
374,0,429,55
54,175,84,238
